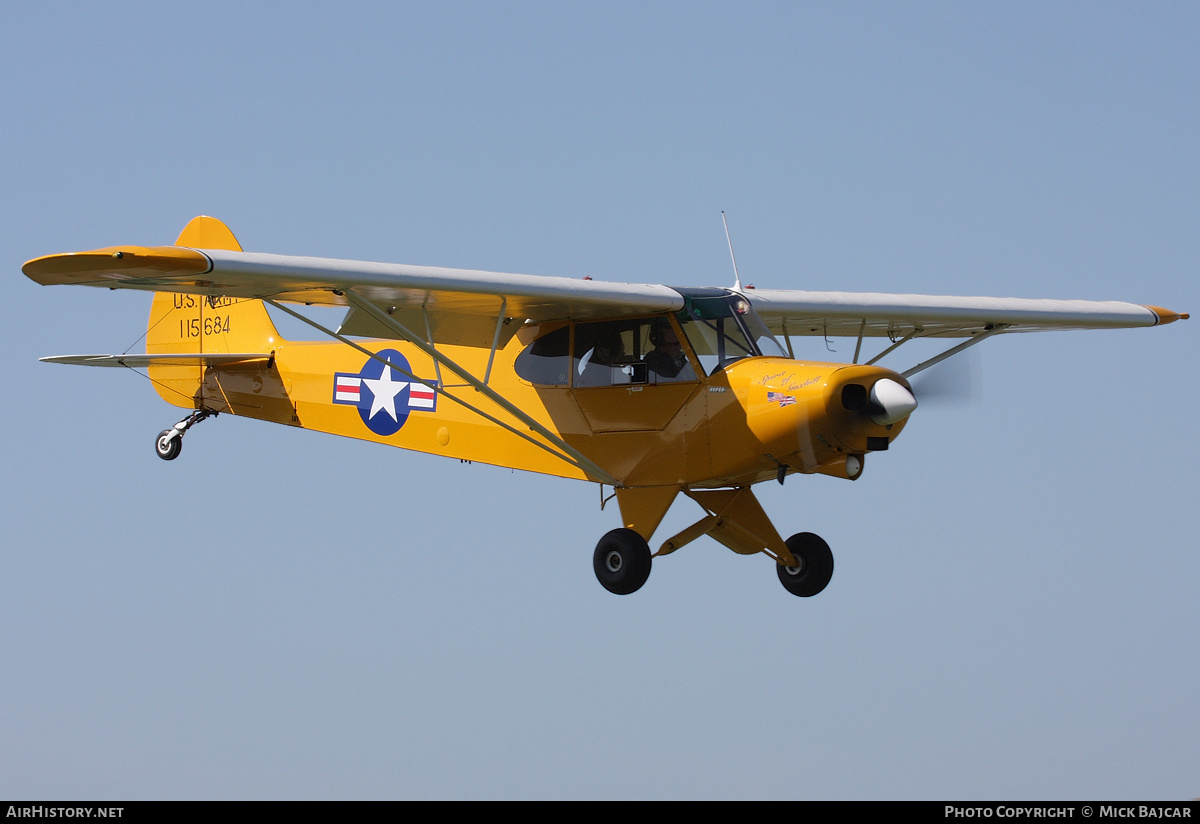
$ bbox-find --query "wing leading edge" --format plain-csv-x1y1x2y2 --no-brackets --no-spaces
23,217,1186,348
746,289,1185,339
23,242,685,347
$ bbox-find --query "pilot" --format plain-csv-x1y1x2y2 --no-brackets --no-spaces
645,322,694,381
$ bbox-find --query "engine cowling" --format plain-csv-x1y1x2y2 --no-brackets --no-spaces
731,359,917,482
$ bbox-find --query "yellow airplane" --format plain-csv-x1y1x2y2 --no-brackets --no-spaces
23,216,1188,596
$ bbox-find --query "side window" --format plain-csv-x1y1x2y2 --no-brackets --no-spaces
514,325,571,386
516,318,701,388
642,319,696,383
574,321,638,387
573,319,697,387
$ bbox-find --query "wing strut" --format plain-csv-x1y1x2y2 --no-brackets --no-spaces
484,297,507,385
779,319,795,359
864,330,919,366
340,290,617,484
266,295,619,486
417,297,508,388
852,319,867,364
900,325,1010,379
421,306,447,389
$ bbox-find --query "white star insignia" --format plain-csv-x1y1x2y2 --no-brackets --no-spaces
362,366,408,421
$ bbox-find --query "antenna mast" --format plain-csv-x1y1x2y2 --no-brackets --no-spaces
721,211,743,292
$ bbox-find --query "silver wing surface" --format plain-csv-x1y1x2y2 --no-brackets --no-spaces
745,288,1182,339
24,245,683,348
23,242,1186,349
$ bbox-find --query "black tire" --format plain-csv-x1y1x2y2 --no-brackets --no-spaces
777,532,834,597
593,528,652,595
155,429,182,461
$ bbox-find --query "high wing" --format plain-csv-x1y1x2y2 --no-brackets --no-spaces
23,243,683,348
23,216,1185,350
746,288,1184,339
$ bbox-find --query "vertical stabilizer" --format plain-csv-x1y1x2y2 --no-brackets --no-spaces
174,215,244,251
146,217,286,408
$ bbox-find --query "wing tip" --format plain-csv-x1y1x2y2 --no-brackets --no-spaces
23,246,212,286
1144,305,1189,325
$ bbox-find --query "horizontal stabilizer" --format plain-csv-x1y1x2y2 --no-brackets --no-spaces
41,353,270,368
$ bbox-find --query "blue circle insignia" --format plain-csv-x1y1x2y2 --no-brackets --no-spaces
332,349,419,437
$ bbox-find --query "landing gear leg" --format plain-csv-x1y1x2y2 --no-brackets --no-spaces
155,409,217,461
777,532,834,597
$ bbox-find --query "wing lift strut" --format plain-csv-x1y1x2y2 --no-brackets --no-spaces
852,323,1011,375
265,291,619,486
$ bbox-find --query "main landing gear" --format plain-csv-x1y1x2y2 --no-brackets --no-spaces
776,532,834,597
154,409,217,461
590,526,834,597
593,529,653,595
591,487,835,597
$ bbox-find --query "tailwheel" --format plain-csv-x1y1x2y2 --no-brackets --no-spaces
593,528,652,595
777,532,834,597
155,430,182,461
153,409,216,462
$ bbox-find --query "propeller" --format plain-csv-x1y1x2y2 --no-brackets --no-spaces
843,353,978,426
907,349,982,407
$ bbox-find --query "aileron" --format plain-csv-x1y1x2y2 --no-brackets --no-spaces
747,288,1181,338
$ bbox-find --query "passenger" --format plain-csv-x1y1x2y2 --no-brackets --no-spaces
576,329,626,386
645,322,695,381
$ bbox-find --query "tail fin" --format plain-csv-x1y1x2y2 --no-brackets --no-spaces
147,216,286,408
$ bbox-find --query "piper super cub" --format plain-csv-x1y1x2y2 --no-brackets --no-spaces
23,217,1188,596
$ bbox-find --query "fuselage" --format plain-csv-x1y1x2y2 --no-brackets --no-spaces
146,290,912,489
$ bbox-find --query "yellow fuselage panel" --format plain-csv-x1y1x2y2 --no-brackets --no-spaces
152,327,910,488
570,383,699,432
271,340,592,480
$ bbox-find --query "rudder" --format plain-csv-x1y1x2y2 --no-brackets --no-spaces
147,217,286,408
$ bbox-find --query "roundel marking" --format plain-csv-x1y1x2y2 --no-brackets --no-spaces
332,349,437,437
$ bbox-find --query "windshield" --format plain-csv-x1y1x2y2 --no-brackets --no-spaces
673,291,786,374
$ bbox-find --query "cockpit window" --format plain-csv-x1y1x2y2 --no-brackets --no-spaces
740,306,788,358
513,325,571,385
515,318,699,387
573,318,697,386
514,295,784,387
674,292,784,375
573,321,630,387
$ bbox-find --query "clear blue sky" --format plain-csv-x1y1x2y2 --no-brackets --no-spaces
2,1,1196,800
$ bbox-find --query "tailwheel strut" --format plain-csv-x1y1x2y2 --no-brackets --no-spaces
154,409,217,461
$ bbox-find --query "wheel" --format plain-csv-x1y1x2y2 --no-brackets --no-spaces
155,429,182,461
593,528,652,595
777,532,834,597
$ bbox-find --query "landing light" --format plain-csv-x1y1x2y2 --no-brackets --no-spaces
846,454,863,479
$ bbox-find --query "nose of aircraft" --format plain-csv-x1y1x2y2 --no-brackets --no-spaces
869,378,919,425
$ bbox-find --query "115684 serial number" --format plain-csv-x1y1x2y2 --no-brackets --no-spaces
180,316,231,337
